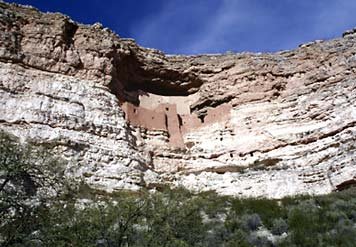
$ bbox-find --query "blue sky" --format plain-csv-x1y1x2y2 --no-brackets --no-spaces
6,0,356,54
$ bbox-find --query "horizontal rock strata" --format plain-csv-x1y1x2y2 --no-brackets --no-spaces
0,1,355,198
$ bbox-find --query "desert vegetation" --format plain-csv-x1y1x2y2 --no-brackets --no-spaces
1,131,356,247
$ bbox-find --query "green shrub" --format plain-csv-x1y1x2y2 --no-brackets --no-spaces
328,218,356,247
241,213,262,231
230,198,285,227
247,233,273,247
271,218,288,235
225,229,250,247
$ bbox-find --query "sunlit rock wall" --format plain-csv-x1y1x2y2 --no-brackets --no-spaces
0,2,355,198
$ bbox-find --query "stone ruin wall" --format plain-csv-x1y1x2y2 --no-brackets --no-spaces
121,93,232,149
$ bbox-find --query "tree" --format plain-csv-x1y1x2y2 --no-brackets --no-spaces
0,131,68,246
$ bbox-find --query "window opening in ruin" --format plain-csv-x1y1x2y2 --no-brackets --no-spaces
165,114,168,129
178,114,183,127
198,115,205,123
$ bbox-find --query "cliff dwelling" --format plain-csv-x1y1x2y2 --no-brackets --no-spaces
121,91,232,148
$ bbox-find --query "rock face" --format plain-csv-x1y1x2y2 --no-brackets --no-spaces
0,2,355,198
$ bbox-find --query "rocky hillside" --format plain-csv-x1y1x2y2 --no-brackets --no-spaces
0,1,355,198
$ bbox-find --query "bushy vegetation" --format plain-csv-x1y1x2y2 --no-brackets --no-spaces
1,131,356,246
0,131,72,246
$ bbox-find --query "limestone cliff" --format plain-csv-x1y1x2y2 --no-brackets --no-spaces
0,2,355,198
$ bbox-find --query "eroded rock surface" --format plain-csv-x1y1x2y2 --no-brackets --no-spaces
0,2,355,198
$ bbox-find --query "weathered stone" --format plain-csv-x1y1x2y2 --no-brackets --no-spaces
0,2,355,198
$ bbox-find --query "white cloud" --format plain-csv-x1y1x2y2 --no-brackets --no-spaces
129,0,356,54
130,1,259,54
